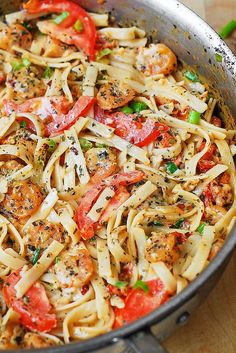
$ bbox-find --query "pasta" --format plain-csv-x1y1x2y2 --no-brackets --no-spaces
0,0,235,349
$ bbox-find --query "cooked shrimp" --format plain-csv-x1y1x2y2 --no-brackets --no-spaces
136,43,177,76
97,80,135,110
24,220,67,251
210,181,233,207
145,232,180,265
23,333,56,348
3,180,44,219
6,66,46,102
0,324,25,349
208,238,224,261
204,205,227,225
49,244,93,288
0,160,23,177
0,23,32,51
1,129,36,156
43,36,69,58
85,147,117,183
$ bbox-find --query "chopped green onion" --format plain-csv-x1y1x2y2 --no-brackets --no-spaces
53,11,69,25
114,281,128,289
96,48,112,61
48,139,56,151
187,110,201,125
133,280,149,293
166,162,178,174
215,53,223,62
172,218,185,229
20,120,27,128
219,19,236,39
153,221,163,226
22,58,31,67
89,236,96,242
32,248,41,265
79,138,93,152
197,223,206,234
95,143,106,148
55,256,61,264
11,61,24,72
129,101,148,113
169,138,175,145
43,66,53,79
74,19,84,32
120,106,134,114
184,70,199,82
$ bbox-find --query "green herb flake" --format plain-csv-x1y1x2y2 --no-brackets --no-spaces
53,11,69,25
215,53,223,62
153,221,163,226
55,256,61,264
172,218,185,229
184,70,199,82
114,281,128,289
20,120,27,128
23,295,30,304
32,248,41,265
133,280,149,293
48,139,56,151
43,66,53,79
120,106,134,115
22,58,31,67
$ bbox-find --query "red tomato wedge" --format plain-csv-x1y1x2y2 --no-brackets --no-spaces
75,171,144,240
3,96,95,136
95,106,171,147
23,0,96,60
3,269,56,332
113,279,169,328
197,143,217,173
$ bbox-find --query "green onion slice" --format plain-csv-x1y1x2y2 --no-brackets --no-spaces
53,11,69,25
32,248,41,265
96,48,112,61
197,223,206,234
79,138,93,152
114,281,128,289
215,53,223,62
20,120,27,128
129,101,148,113
43,66,53,79
120,106,134,115
187,110,201,125
133,280,149,293
166,162,178,174
219,19,236,39
184,70,199,82
74,19,84,32
172,218,185,229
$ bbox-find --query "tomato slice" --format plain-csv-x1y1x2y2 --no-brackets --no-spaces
95,107,171,147
24,0,96,60
113,279,169,328
197,143,217,173
3,269,56,332
3,96,95,136
75,171,144,240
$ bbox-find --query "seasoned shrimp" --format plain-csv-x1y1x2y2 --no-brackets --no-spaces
145,232,180,265
24,220,67,252
0,23,32,51
136,43,177,76
1,129,36,156
0,324,25,349
49,244,93,288
6,66,46,102
204,205,227,225
23,333,56,348
0,160,23,177
85,147,117,184
97,80,135,110
210,181,233,207
3,180,44,219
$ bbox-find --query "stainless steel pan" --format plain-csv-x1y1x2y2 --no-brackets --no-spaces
1,1,236,352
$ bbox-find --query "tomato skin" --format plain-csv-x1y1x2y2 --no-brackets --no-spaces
3,96,95,136
113,279,169,328
211,116,222,128
24,0,96,60
197,143,217,173
75,171,144,240
95,107,171,147
3,269,56,333
198,159,216,173
220,172,230,184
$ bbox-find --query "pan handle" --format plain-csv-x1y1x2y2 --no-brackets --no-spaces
124,328,168,353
